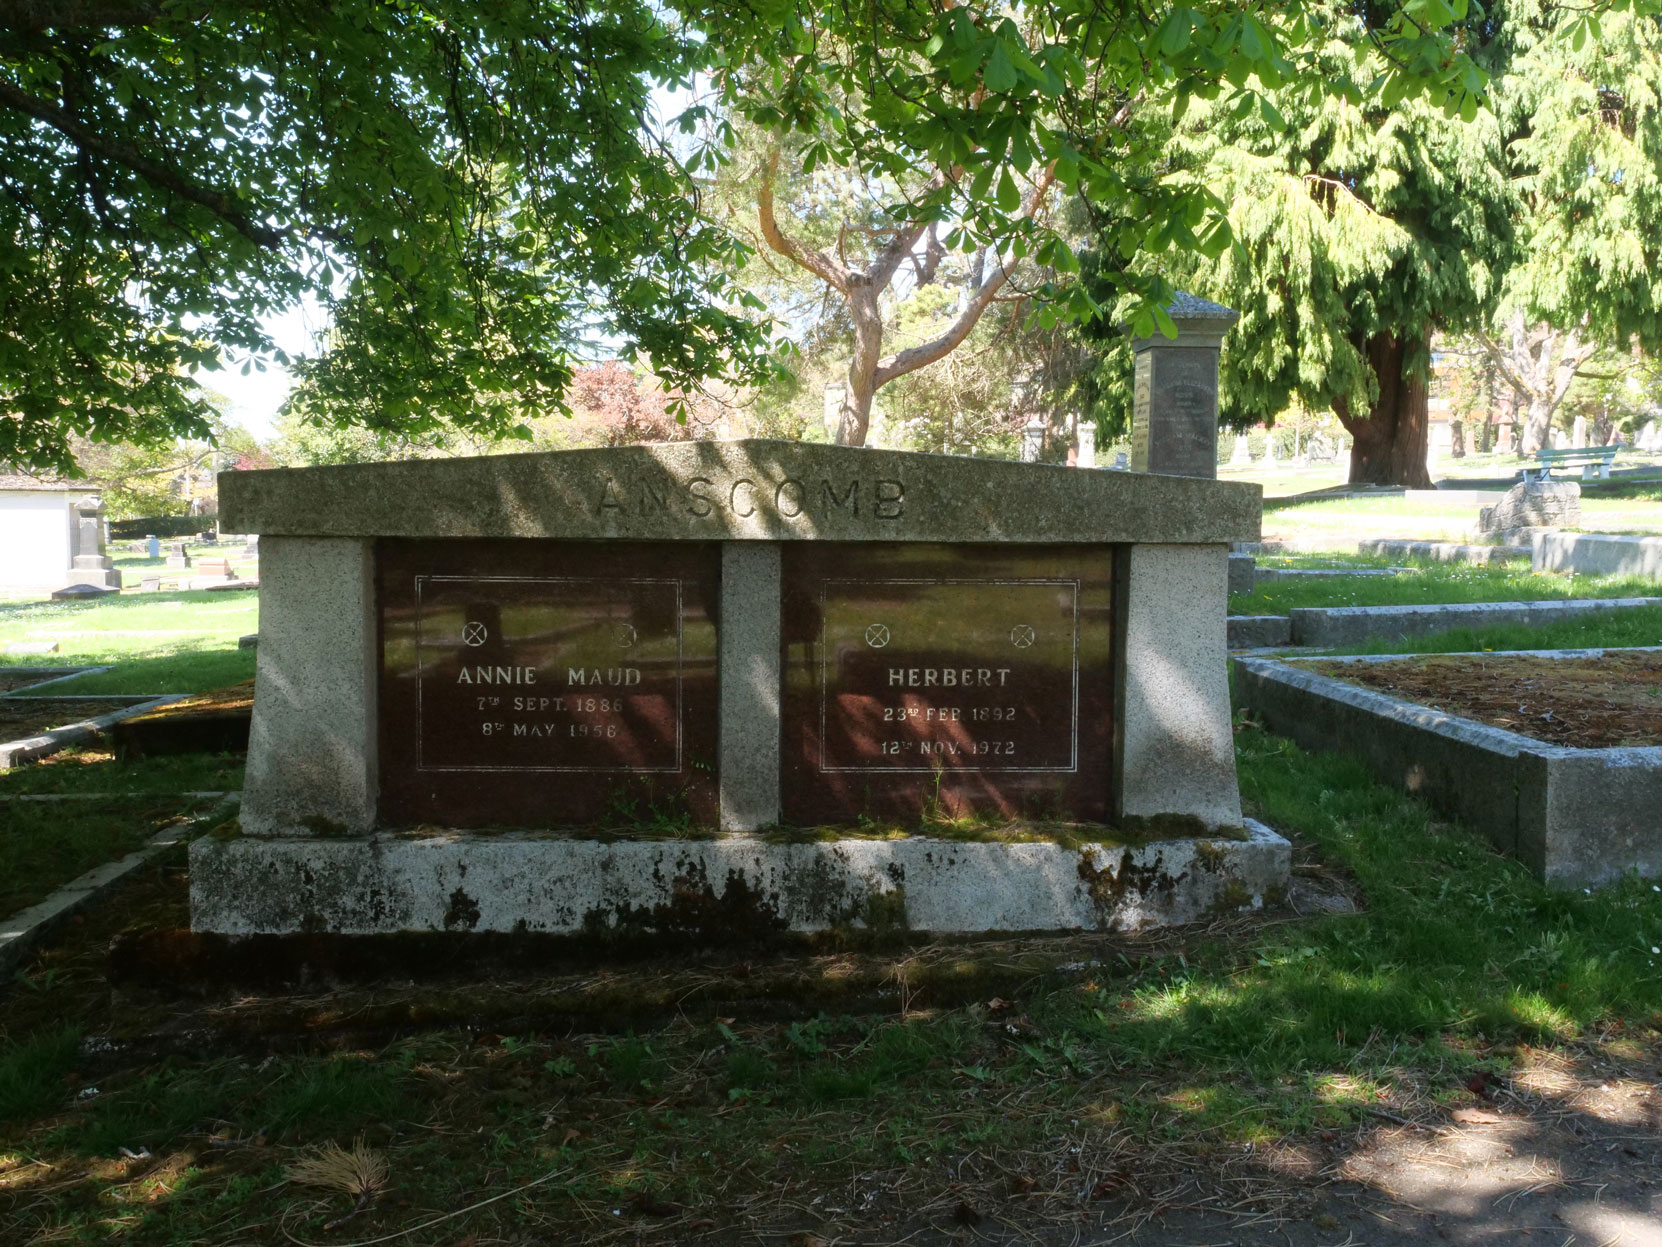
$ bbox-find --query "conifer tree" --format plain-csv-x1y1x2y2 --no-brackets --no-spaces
1157,1,1662,482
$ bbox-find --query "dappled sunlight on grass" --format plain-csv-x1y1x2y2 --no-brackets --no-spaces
2,721,1660,1242
1506,992,1581,1041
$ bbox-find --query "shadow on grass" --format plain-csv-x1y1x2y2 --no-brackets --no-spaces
0,726,1658,1243
6,648,256,696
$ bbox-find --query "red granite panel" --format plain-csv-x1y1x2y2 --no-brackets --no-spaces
378,539,719,827
781,543,1116,824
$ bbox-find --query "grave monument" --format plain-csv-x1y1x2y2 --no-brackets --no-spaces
197,295,1283,937
1129,293,1239,478
64,496,120,592
194,439,1284,937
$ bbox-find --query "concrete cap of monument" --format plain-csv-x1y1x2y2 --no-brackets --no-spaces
217,439,1261,545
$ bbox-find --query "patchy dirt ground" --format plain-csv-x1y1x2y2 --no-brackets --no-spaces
1310,650,1662,749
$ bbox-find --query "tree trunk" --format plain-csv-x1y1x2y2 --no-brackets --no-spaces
1334,332,1434,488
1522,396,1554,455
836,285,884,446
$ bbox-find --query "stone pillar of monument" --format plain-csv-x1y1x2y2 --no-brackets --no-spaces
65,496,121,590
1129,293,1240,478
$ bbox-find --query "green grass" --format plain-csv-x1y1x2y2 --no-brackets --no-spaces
12,647,256,696
2,725,1659,1243
1230,562,1661,615
0,590,255,663
0,588,256,695
0,794,218,915
1320,604,1662,656
0,748,244,795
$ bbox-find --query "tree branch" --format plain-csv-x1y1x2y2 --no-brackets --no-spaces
756,146,853,295
0,1,165,31
1473,330,1533,400
0,80,287,249
873,163,1057,388
867,168,952,290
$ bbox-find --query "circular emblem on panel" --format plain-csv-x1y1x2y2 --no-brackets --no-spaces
864,623,890,648
462,621,489,647
1010,624,1036,649
614,623,637,648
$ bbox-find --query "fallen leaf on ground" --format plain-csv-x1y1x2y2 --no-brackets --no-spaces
1451,1107,1505,1124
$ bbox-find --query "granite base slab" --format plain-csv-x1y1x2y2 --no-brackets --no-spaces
190,823,1291,937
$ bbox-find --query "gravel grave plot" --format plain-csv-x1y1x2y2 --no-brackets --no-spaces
0,699,137,740
119,678,254,724
1306,649,1662,749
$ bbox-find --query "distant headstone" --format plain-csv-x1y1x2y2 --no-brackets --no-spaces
239,633,259,649
146,535,160,559
1479,481,1582,536
1571,415,1588,448
1265,434,1280,462
167,541,192,570
1496,422,1516,453
198,531,218,545
198,557,236,579
1020,419,1045,463
1113,452,1129,470
65,496,121,590
7,640,59,655
1230,432,1252,465
1129,293,1239,478
1550,429,1569,450
1075,424,1096,469
141,575,162,592
1639,420,1659,451
243,534,260,557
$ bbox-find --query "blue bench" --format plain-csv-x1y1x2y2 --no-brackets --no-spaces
1521,446,1618,482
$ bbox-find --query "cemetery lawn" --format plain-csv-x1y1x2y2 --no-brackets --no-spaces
0,590,256,695
0,797,224,918
1230,562,1661,616
1257,475,1662,548
0,752,241,914
1,732,1659,1244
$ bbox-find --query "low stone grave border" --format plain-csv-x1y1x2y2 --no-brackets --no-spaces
0,796,235,979
1357,539,1531,565
1534,532,1662,578
1227,595,1662,650
0,694,190,769
191,819,1291,938
0,665,104,692
1231,647,1662,889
